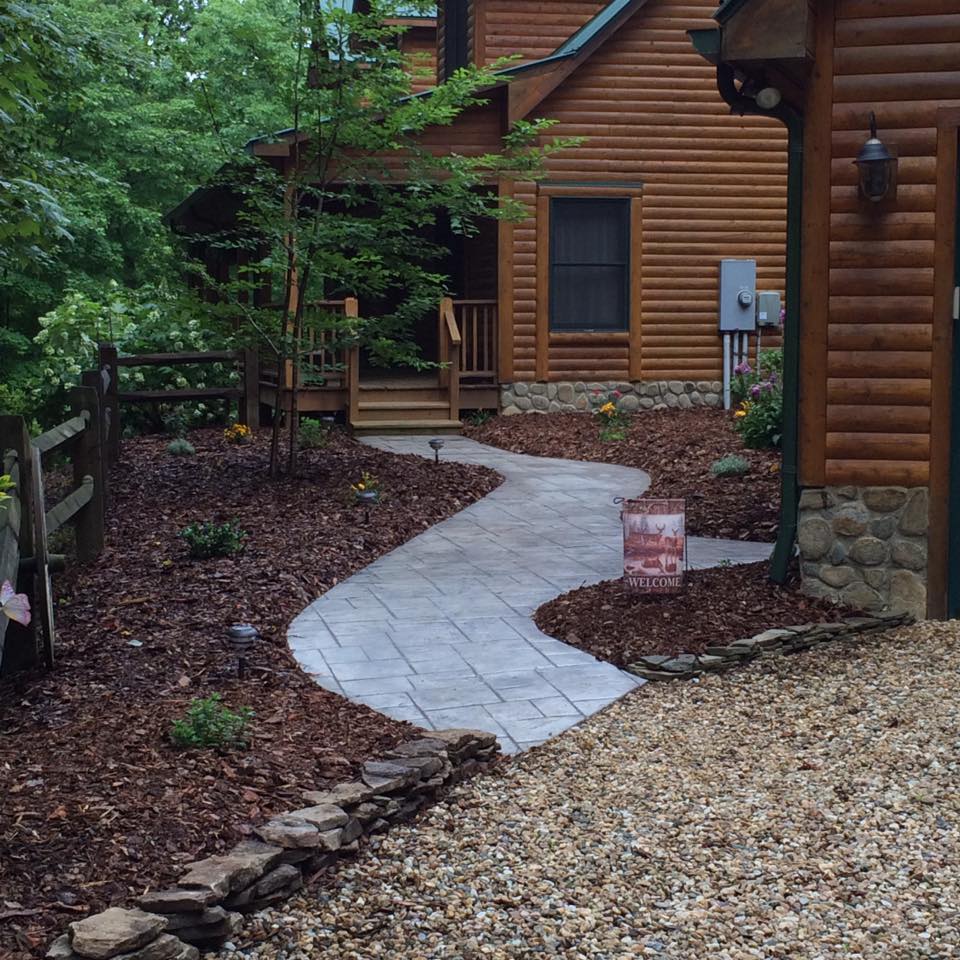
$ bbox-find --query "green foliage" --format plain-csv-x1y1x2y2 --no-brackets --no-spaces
298,417,330,450
170,694,254,749
179,520,247,559
590,389,630,442
466,409,493,427
166,438,196,457
734,391,783,450
0,473,14,510
710,455,750,477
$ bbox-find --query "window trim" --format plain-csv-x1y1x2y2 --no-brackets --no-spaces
534,184,643,380
548,196,631,334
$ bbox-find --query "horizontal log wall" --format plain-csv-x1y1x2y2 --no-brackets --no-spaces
480,0,605,67
506,0,787,381
817,0,960,486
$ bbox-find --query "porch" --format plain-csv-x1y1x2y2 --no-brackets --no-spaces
258,297,499,432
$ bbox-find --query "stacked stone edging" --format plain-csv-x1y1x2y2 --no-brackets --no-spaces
500,380,723,415
797,486,929,618
46,729,499,959
626,612,913,681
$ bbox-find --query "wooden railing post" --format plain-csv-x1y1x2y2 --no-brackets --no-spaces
438,297,452,390
0,415,38,672
449,331,461,422
82,370,110,506
241,347,259,427
97,342,121,464
345,298,360,425
70,385,105,563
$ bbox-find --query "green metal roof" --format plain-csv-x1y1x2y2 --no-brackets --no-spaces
714,0,752,24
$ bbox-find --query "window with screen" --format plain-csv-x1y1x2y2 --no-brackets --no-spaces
549,197,630,332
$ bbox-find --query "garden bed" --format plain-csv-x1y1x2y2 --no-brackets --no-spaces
0,428,500,958
466,409,779,542
535,562,841,668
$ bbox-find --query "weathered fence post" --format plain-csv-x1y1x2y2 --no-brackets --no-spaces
0,415,39,671
98,342,121,464
81,369,110,506
70,385,105,563
241,347,259,427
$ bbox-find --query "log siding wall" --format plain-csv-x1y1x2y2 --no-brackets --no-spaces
505,0,787,381
480,0,605,67
807,0,960,488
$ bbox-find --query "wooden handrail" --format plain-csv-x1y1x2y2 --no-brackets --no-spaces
442,298,462,346
345,297,360,425
115,350,241,367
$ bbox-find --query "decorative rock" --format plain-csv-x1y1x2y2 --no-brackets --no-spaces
831,506,869,537
48,935,77,960
114,935,185,960
848,536,888,566
891,538,926,571
676,394,693,410
840,581,884,611
179,843,283,897
302,780,375,808
282,804,348,832
162,908,227,934
862,486,908,513
384,738,448,759
528,382,547,396
799,488,833,511
512,382,529,397
863,567,889,590
514,396,532,411
530,394,550,412
501,405,521,416
316,828,343,852
251,865,301,899
433,728,498,751
546,383,558,400
384,754,444,779
899,489,929,535
667,380,684,395
340,817,363,844
255,817,321,850
361,760,421,791
69,909,167,960
170,911,241,947
797,517,833,561
556,383,575,404
618,394,640,413
135,889,218,915
889,570,927,617
817,565,857,589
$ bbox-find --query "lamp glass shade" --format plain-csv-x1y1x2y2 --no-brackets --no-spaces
854,114,897,202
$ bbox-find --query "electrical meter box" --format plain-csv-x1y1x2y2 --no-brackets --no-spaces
718,259,757,332
756,290,782,327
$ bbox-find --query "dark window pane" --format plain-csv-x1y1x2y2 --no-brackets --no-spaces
549,198,630,331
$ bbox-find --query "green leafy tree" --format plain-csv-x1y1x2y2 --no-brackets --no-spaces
201,0,576,475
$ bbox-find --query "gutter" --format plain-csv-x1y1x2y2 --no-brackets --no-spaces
715,63,802,584
691,25,803,584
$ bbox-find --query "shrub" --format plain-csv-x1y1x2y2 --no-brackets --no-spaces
466,409,493,427
590,389,630,442
298,417,330,450
166,439,196,457
179,520,247,559
734,389,783,449
170,694,254,749
711,455,750,477
162,409,191,438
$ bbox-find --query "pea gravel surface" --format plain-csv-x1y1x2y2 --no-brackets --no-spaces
227,621,960,959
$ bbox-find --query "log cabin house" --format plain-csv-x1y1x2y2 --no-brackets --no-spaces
691,0,958,619
170,0,789,432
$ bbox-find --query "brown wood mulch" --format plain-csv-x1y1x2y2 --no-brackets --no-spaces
466,409,780,542
535,561,842,668
0,428,501,958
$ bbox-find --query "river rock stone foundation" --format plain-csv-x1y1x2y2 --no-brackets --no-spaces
797,486,929,618
500,380,723,415
45,730,499,959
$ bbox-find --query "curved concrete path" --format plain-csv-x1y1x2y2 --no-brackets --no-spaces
288,437,771,753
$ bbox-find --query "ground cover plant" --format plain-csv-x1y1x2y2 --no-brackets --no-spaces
467,408,780,541
0,428,500,956
535,561,841,667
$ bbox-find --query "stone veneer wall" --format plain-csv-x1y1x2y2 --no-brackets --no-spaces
797,486,929,619
500,380,723,415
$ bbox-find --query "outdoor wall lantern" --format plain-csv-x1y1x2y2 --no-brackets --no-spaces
429,438,445,464
227,623,259,679
855,112,898,203
755,86,782,110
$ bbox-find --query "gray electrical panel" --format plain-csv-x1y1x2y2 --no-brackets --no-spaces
718,259,757,332
756,290,782,327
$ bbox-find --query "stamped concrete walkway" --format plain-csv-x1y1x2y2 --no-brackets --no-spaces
288,436,771,753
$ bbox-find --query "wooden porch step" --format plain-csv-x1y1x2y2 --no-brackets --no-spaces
358,400,452,420
349,418,463,436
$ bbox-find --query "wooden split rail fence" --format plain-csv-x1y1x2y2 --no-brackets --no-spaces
0,344,257,675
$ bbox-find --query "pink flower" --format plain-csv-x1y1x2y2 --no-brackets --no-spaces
750,383,761,399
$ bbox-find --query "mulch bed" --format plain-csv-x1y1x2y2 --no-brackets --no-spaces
0,428,500,958
535,562,842,668
467,409,780,542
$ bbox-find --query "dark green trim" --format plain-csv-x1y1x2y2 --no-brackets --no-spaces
687,28,720,64
714,63,803,584
948,144,960,616
714,0,753,25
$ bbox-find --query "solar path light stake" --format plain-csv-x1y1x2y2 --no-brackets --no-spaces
429,438,445,464
227,623,259,679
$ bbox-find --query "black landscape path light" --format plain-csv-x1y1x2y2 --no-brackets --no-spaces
429,438,445,464
855,112,898,203
354,487,378,524
227,623,259,679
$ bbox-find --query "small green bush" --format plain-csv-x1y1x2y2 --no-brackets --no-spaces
298,417,330,450
467,409,493,427
179,520,246,558
170,694,254,749
734,389,783,450
166,438,196,457
710,455,749,477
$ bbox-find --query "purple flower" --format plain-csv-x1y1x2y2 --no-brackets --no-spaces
734,361,752,376
779,308,786,326
750,383,762,399
768,371,778,384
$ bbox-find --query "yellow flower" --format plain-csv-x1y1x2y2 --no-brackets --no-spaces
357,483,365,491
734,409,747,419
600,402,615,415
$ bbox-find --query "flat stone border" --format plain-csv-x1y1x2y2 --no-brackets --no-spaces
47,730,498,959
626,612,915,681
501,379,724,415
290,436,772,752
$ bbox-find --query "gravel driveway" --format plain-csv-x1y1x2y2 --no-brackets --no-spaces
232,621,960,959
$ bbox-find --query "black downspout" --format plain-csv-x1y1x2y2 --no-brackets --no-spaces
716,64,803,583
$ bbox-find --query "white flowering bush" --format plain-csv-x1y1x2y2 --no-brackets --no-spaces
33,282,236,430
